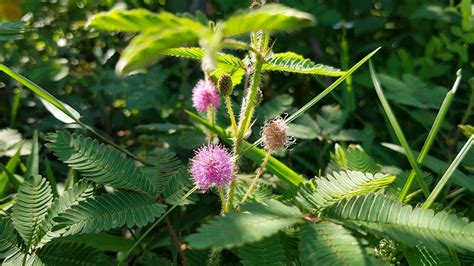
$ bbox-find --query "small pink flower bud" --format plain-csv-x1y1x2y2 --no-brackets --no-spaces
192,80,220,113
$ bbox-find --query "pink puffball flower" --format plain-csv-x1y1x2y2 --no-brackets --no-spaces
192,80,220,113
190,144,234,190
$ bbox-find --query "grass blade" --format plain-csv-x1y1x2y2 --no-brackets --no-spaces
400,70,461,201
369,61,430,198
423,135,473,209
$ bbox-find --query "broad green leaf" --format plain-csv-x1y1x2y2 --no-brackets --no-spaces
324,194,474,254
87,9,204,33
11,176,53,247
296,171,395,210
300,222,377,265
53,191,166,236
186,199,303,249
263,52,345,77
116,29,199,75
222,4,314,37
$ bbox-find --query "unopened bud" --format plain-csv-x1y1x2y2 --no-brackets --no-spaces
218,74,233,96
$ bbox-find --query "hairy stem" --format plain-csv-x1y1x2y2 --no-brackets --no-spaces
225,96,238,136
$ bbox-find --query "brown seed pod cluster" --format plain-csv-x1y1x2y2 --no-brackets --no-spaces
261,116,293,151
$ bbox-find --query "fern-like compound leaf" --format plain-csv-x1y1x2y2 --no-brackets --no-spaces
263,52,345,77
323,194,474,254
162,167,197,205
186,199,303,249
38,181,94,246
296,171,395,211
11,175,53,247
31,241,108,265
46,131,156,194
0,218,22,259
239,234,286,266
299,221,378,265
52,191,166,236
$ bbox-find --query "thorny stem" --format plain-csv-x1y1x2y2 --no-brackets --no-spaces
165,217,189,266
240,150,272,206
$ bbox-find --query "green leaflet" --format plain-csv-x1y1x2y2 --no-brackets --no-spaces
30,241,108,265
222,4,314,37
52,191,166,236
239,234,286,266
45,131,156,194
323,194,474,254
299,222,377,265
262,52,346,77
87,9,205,33
0,218,21,259
186,199,303,249
116,28,200,75
11,175,53,247
297,171,395,211
161,47,246,84
38,181,94,246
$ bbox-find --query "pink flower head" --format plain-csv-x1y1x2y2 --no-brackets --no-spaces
190,143,234,190
192,80,220,112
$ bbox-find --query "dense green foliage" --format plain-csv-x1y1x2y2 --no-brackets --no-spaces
0,0,473,265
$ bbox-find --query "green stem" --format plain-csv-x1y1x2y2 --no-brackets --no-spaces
369,61,430,198
237,60,263,141
422,135,473,210
225,96,238,136
399,70,461,201
240,150,272,206
118,186,198,265
219,187,227,213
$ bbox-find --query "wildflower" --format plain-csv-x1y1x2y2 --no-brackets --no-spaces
262,116,293,151
192,80,220,112
190,144,234,190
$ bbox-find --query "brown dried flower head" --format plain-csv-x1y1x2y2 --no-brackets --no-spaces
262,116,294,151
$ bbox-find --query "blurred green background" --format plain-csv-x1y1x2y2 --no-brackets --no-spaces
0,0,472,180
